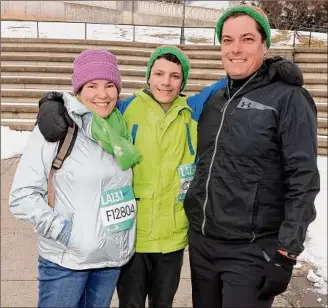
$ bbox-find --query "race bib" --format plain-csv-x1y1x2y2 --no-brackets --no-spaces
177,163,196,202
100,185,136,235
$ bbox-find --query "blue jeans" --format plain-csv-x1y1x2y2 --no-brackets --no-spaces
38,256,120,308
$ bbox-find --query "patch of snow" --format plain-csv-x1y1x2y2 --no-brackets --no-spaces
308,269,322,283
39,22,85,39
0,21,37,38
299,156,328,295
1,21,326,47
87,24,134,42
1,126,32,159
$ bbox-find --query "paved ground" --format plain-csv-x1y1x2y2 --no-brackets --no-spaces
1,157,327,307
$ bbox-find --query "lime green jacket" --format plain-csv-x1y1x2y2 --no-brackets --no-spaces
117,80,226,253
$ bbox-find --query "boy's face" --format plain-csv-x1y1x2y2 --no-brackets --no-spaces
221,14,267,79
148,58,183,104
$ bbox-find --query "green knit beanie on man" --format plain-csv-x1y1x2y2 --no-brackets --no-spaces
216,5,271,48
146,45,190,91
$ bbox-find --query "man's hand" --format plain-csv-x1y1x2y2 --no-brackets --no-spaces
258,250,296,300
36,92,72,142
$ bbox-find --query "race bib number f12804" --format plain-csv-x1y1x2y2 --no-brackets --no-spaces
177,163,196,202
99,185,136,235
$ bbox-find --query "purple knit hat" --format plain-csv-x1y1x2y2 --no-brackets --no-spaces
72,49,121,94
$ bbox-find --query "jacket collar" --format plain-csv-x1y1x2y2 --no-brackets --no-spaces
135,88,192,113
225,56,304,99
225,62,270,99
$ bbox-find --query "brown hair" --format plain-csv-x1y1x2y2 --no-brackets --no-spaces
225,12,267,43
156,53,182,66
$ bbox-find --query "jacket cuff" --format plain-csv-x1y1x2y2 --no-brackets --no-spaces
274,251,297,267
277,248,298,260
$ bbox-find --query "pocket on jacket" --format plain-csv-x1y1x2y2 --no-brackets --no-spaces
133,184,154,235
210,175,259,232
256,180,285,232
65,211,96,256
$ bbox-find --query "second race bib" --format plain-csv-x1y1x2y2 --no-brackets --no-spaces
177,163,196,202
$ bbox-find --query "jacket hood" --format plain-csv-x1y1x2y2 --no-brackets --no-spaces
62,92,93,134
266,56,304,87
63,92,89,117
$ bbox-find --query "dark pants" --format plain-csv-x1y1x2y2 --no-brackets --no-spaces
117,250,184,308
188,229,277,308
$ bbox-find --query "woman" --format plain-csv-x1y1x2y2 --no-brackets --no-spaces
9,49,141,308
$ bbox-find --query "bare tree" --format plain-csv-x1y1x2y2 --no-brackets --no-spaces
238,1,327,31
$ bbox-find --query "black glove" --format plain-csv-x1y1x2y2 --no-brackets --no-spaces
267,56,304,86
36,92,73,142
258,251,296,300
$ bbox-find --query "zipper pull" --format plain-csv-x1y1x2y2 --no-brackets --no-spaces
226,85,231,100
262,250,271,262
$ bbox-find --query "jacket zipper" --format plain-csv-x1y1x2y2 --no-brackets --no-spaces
201,73,258,236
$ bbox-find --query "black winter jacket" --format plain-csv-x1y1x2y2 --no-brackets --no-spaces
184,58,320,255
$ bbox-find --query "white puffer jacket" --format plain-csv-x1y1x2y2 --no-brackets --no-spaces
9,93,136,270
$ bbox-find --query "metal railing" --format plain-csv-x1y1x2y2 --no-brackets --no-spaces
1,19,326,47
1,19,218,45
288,21,327,48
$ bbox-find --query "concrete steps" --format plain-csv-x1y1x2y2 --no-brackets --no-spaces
0,62,225,76
293,46,327,156
1,43,223,60
0,73,223,85
2,76,328,92
1,87,327,104
1,52,226,69
294,54,328,63
1,68,327,85
0,37,327,154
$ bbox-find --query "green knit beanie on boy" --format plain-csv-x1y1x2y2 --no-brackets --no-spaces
146,45,190,91
216,5,271,48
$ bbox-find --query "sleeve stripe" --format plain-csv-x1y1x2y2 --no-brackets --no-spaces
117,95,136,115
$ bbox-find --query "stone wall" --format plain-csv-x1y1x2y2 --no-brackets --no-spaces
0,0,222,27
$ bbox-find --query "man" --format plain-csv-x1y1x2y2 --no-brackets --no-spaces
35,45,226,308
183,5,320,308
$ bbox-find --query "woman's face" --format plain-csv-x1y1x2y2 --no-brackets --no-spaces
79,79,118,118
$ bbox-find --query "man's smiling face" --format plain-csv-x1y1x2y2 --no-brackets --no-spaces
221,14,268,79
